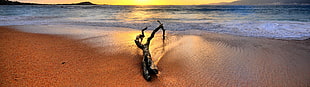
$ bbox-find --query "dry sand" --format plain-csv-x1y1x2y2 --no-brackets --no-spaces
0,26,309,86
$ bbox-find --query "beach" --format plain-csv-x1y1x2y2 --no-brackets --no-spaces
1,26,309,86
0,26,150,86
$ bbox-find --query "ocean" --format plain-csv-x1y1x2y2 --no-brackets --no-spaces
1,5,310,40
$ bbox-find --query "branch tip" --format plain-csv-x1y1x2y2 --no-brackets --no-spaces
157,20,162,25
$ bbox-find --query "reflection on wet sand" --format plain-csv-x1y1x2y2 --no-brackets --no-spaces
155,33,310,86
104,29,309,86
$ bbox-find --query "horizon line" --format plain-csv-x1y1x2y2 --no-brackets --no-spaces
3,0,310,5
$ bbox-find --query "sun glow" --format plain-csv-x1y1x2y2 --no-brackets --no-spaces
126,0,165,5
134,0,150,5
97,0,237,5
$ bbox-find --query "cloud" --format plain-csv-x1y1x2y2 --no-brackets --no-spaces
226,0,310,5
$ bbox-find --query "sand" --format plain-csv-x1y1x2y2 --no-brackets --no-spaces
0,26,310,86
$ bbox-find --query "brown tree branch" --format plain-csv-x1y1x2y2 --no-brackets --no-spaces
146,20,165,46
135,27,148,49
134,20,165,81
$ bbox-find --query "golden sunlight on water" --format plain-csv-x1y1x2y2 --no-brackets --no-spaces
116,7,173,23
119,11,152,22
127,11,151,21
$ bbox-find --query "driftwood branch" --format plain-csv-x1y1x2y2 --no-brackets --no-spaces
146,20,165,45
134,20,165,81
135,27,148,49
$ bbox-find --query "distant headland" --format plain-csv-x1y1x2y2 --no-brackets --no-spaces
0,0,97,5
58,2,97,5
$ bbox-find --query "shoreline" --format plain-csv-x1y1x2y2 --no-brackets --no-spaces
1,26,309,86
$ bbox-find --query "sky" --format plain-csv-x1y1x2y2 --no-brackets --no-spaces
12,0,237,5
12,0,310,5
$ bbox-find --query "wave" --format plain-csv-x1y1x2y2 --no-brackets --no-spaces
54,20,310,40
1,5,310,40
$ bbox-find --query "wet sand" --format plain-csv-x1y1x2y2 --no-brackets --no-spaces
1,26,310,86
